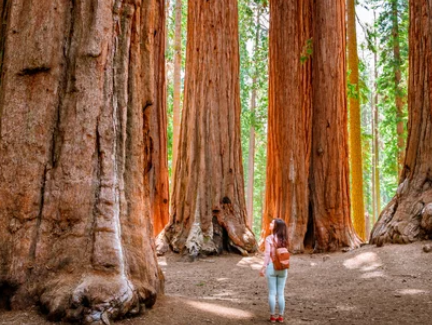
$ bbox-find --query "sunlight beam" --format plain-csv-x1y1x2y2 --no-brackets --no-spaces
185,300,254,319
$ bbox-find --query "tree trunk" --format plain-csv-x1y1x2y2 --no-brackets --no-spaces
392,0,405,176
246,8,261,228
172,0,183,176
162,0,257,257
246,86,256,228
371,1,432,245
0,1,163,323
347,0,366,240
262,0,361,252
310,0,361,251
148,0,170,237
261,0,313,252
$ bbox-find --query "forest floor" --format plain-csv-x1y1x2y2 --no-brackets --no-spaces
1,241,432,325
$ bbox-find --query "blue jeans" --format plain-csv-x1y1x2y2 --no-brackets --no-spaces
266,262,288,315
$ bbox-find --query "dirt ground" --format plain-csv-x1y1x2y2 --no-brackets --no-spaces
1,241,432,325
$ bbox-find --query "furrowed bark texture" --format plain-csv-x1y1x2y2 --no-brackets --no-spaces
262,0,360,252
145,0,170,237
0,1,163,323
310,0,361,251
371,1,432,245
262,0,313,252
163,0,257,257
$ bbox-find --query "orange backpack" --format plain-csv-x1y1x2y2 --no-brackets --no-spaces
271,238,290,270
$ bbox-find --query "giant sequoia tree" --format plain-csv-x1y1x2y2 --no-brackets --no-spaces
262,0,361,252
262,0,313,252
310,0,360,251
159,0,257,257
371,1,432,245
148,0,170,236
0,1,163,323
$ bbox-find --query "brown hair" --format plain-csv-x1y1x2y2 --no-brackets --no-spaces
272,218,288,248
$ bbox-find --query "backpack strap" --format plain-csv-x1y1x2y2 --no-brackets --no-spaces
271,236,277,260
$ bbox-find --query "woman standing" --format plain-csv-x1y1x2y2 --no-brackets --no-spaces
260,218,289,323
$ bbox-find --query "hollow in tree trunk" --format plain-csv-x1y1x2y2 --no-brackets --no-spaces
371,1,432,245
0,1,163,323
160,0,257,257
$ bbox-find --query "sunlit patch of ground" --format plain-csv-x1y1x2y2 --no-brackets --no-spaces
184,300,254,319
395,289,429,296
236,256,264,271
343,252,383,271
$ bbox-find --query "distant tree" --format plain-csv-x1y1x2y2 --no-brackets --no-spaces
238,0,269,236
376,0,409,202
246,6,261,228
388,0,406,175
149,0,170,236
347,0,366,240
372,10,382,225
172,0,183,177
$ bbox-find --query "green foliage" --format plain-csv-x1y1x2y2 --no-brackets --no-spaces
166,0,188,180
375,0,408,206
358,57,374,221
238,0,269,237
347,73,360,100
300,38,313,64
358,0,409,217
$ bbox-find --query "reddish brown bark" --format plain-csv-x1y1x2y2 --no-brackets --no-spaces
261,0,313,252
371,1,432,245
0,1,163,323
310,0,361,251
262,0,361,252
144,0,170,237
159,0,256,257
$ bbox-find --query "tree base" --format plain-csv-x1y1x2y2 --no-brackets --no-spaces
370,179,432,246
1,272,157,324
157,217,256,258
